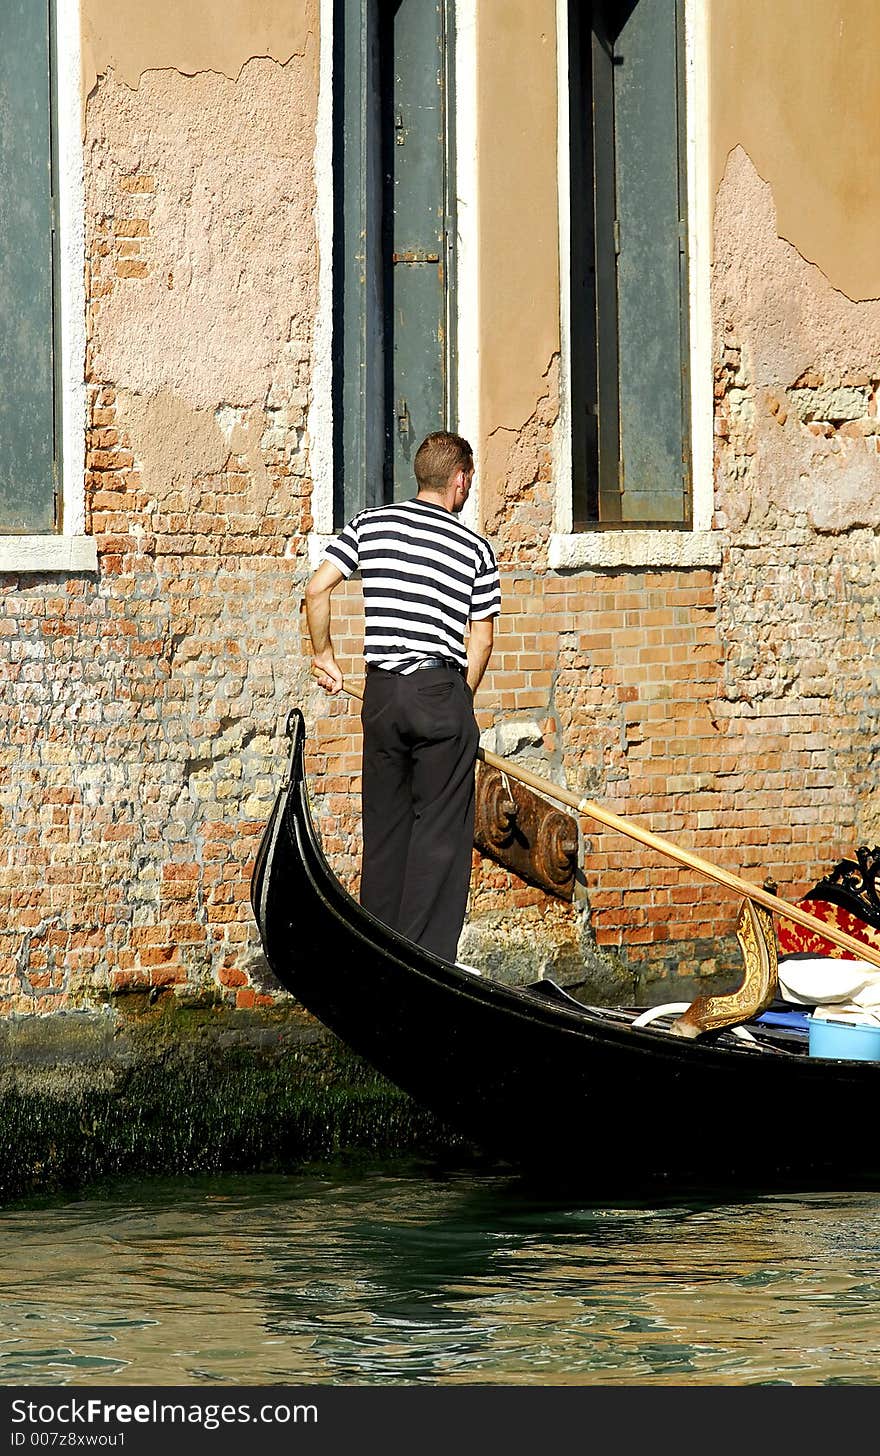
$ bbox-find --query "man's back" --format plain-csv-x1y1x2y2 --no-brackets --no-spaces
324,497,500,673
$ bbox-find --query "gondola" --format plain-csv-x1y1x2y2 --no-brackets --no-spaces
251,709,880,1192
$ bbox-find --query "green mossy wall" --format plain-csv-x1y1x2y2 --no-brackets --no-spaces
0,999,463,1204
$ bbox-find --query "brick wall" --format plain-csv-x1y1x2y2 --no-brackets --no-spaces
1,57,320,1016
3,528,871,1013
297,559,866,1000
3,89,880,1016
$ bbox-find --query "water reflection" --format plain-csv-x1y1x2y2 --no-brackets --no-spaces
0,1165,878,1385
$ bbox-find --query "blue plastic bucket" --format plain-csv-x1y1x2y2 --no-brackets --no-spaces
808,1016,880,1061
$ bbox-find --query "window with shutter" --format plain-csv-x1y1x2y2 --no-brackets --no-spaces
333,0,455,525
569,0,691,530
0,0,60,534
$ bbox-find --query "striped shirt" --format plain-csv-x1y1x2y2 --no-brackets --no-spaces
322,497,501,673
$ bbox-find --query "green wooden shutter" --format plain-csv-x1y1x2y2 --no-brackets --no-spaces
591,16,623,524
568,9,598,529
0,0,58,533
614,0,690,524
334,0,454,523
384,0,451,500
569,0,690,529
334,0,383,520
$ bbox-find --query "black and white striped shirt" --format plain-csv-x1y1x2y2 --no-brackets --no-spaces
322,498,501,673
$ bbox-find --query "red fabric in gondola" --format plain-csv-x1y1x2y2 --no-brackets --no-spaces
777,898,880,959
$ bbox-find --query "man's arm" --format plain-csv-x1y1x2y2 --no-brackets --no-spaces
304,559,346,693
466,618,494,696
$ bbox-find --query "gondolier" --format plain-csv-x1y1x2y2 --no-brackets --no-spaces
253,711,880,1191
305,431,501,961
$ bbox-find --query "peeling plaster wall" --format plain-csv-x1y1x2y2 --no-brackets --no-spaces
710,0,880,301
80,0,315,121
713,146,880,846
0,20,321,1013
86,62,317,412
713,152,880,538
482,356,559,570
476,0,560,541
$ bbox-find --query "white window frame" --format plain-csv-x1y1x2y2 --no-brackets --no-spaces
306,0,481,561
550,0,719,570
1,0,94,574
305,0,336,564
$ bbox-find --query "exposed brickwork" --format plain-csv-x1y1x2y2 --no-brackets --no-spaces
293,558,874,997
7,431,877,1008
4,91,880,1014
481,355,559,572
0,546,312,1014
1,58,319,1016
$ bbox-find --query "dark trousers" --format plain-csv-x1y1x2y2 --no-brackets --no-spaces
359,667,480,962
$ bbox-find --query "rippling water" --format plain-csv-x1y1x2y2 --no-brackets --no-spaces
1,1163,878,1386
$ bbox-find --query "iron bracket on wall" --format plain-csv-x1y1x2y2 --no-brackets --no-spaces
474,763,579,901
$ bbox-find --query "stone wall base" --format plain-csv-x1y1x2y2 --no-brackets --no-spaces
0,1000,463,1204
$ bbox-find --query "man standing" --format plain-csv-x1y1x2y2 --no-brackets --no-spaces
305,431,500,962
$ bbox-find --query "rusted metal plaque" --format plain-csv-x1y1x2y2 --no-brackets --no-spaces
474,763,579,901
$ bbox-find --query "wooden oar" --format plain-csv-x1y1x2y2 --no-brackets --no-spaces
320,672,880,973
478,745,880,969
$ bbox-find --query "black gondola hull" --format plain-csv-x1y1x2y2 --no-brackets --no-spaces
251,711,880,1191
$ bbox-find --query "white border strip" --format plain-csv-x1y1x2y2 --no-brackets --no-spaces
554,0,573,537
548,528,721,570
10,0,94,572
0,535,97,573
454,0,480,530
684,0,713,531
304,0,336,545
56,0,88,541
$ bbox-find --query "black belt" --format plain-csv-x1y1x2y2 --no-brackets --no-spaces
367,657,467,678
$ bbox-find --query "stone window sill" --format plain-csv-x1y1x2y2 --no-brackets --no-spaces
0,536,99,574
305,532,333,570
548,530,722,571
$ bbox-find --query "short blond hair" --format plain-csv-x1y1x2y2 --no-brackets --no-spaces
413,431,473,492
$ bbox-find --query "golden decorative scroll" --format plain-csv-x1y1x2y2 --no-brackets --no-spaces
671,898,778,1039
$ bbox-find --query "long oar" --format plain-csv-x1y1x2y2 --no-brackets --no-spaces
323,673,880,973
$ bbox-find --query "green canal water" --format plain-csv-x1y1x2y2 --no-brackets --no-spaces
1,1162,878,1387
